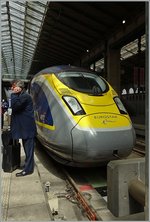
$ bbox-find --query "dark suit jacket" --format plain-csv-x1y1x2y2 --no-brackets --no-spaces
11,89,37,139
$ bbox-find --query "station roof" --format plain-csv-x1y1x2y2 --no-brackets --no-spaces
1,1,146,83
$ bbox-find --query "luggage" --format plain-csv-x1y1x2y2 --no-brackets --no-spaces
2,139,21,172
1,129,13,147
1,98,21,172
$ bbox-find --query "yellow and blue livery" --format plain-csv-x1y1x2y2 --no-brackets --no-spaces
30,65,136,167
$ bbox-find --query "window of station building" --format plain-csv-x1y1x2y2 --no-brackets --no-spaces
120,34,145,60
122,89,127,95
90,58,104,73
90,63,94,70
120,34,145,95
129,88,134,94
95,58,104,72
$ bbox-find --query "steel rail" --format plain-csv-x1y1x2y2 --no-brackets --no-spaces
63,169,101,221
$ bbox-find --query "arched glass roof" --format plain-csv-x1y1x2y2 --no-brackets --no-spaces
1,1,49,81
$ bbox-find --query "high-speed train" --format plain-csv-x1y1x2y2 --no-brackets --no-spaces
30,65,136,167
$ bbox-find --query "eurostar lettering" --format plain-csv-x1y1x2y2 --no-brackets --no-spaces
94,115,117,119
102,119,117,124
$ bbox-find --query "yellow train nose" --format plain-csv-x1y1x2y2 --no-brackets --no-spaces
75,113,132,129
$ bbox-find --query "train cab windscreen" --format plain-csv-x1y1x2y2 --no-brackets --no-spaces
57,72,109,95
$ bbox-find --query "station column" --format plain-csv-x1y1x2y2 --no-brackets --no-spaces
107,48,121,96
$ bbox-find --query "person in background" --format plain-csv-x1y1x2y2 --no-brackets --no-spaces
10,80,37,177
1,99,9,129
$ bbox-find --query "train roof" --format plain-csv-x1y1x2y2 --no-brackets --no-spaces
34,65,96,77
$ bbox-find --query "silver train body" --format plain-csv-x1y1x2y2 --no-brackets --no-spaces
30,65,136,167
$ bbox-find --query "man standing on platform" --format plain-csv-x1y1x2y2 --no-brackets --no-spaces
10,80,37,177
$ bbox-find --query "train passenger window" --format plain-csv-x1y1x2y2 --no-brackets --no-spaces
57,71,109,95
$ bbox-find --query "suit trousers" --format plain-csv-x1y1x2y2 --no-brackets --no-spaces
22,138,34,173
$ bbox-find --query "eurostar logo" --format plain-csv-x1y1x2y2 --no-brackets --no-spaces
94,115,117,119
102,119,117,124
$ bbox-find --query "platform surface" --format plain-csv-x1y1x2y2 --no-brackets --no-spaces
1,144,52,221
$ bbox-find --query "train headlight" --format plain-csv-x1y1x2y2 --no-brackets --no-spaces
63,96,85,115
114,97,127,114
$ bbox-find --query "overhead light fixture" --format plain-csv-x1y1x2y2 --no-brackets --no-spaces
122,20,126,24
86,49,89,53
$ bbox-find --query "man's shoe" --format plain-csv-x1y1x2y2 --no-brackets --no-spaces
16,171,33,177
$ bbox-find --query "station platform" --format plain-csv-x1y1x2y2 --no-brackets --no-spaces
1,144,52,221
1,140,86,221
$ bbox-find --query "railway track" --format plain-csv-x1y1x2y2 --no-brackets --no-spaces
63,169,99,221
133,137,145,156
35,137,145,221
61,137,146,220
62,167,114,221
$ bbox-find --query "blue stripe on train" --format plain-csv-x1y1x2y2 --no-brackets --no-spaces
31,83,54,126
